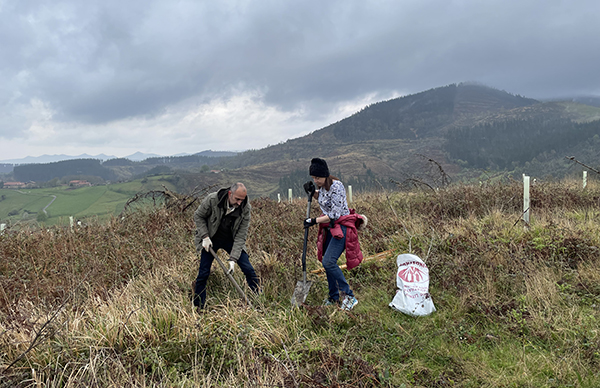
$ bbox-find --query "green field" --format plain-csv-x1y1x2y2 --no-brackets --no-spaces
0,176,178,227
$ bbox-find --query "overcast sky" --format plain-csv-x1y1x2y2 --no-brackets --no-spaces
1,0,599,161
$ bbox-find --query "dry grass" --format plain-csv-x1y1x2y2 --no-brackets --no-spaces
1,179,600,386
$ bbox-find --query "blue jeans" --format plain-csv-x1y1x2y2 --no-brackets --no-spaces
322,225,354,302
193,238,259,308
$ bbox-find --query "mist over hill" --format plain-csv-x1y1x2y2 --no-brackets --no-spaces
0,153,118,165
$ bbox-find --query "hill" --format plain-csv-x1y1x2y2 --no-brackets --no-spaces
221,83,539,168
5,83,600,199
214,83,600,196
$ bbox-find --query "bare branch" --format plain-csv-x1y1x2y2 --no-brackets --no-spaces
391,178,436,192
120,184,217,216
417,154,451,187
1,271,91,376
565,156,600,175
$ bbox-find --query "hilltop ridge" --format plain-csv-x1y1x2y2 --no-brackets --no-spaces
213,83,600,196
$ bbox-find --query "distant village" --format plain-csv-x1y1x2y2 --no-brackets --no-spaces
1,180,92,189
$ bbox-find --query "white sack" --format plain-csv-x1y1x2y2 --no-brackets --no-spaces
389,253,436,316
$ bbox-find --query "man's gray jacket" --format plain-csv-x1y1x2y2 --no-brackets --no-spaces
194,187,251,262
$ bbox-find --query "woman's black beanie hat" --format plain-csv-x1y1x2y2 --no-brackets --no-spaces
309,158,330,178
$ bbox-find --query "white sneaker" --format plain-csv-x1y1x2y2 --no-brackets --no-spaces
341,296,358,311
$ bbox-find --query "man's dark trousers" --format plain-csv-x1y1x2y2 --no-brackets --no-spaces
193,238,259,308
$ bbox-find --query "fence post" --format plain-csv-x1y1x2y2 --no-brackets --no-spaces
0,223,5,234
277,193,281,203
288,189,292,203
523,175,530,224
348,185,353,204
583,171,587,189
69,216,74,231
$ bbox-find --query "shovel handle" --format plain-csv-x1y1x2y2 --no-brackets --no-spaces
301,192,313,281
209,247,251,307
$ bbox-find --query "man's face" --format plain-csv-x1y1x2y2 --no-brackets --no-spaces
228,188,247,207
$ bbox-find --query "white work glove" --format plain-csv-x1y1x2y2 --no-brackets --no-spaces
227,260,235,275
202,237,212,252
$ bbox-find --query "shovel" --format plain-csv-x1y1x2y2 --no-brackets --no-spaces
291,183,315,307
209,247,252,308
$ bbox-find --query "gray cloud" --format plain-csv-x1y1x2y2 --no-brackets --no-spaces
1,0,599,159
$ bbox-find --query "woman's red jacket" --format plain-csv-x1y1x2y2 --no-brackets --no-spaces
316,209,365,270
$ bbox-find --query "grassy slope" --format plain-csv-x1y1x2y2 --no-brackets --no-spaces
1,179,600,387
0,189,51,217
560,101,600,122
0,176,178,226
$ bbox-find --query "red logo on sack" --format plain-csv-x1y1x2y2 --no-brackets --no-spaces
398,266,425,282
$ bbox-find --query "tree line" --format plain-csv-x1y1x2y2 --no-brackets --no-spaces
444,118,600,170
14,159,116,182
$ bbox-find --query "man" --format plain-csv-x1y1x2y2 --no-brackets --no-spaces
193,182,259,310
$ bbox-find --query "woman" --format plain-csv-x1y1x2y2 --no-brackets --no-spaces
303,157,365,310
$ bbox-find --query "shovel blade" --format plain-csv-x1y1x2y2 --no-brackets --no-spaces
291,280,313,307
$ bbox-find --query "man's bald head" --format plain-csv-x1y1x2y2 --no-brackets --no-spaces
228,182,247,207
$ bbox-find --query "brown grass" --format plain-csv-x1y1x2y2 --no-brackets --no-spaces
1,178,600,386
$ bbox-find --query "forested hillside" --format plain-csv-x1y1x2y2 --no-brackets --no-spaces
14,159,116,182
219,83,541,170
218,83,600,194
445,118,600,169
10,153,232,184
327,83,538,141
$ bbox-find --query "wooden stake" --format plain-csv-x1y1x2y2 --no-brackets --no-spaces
310,250,394,274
